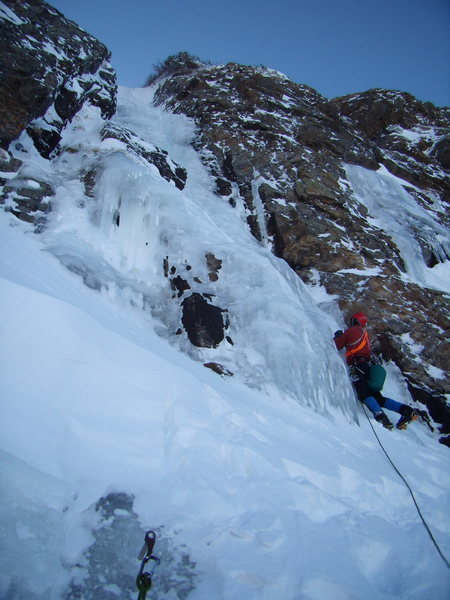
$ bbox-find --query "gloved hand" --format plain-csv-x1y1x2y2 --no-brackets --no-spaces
334,330,343,338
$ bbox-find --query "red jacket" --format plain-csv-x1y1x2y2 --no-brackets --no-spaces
334,325,371,365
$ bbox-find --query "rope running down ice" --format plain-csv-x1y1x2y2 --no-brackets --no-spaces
362,404,450,570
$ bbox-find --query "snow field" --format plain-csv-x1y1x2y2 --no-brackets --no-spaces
0,223,448,599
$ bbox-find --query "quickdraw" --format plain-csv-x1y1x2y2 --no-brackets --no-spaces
136,531,161,600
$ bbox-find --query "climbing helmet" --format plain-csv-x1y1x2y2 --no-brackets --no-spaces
350,312,368,327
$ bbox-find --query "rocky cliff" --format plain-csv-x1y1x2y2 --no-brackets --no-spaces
0,0,116,224
0,0,116,154
152,54,450,440
0,3,449,442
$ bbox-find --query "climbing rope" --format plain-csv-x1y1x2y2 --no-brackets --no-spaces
362,405,450,570
136,531,161,599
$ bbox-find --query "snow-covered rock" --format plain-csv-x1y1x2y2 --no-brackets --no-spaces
0,0,116,156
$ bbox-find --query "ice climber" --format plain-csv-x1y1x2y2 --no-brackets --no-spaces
334,312,418,430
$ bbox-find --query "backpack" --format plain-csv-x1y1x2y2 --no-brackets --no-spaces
367,364,386,392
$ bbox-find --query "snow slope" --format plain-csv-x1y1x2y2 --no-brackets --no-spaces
1,87,450,600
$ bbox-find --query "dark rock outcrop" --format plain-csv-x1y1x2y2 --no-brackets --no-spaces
0,0,116,157
1,176,53,225
181,293,228,348
0,0,117,225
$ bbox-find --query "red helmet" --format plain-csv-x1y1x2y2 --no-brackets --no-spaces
351,312,368,327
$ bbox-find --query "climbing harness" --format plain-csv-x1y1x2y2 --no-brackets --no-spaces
362,404,450,570
345,330,369,360
136,531,161,599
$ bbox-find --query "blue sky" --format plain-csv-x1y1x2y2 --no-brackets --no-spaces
49,0,449,106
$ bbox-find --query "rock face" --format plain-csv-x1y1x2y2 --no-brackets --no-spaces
0,0,116,155
333,89,450,202
181,293,228,348
0,0,116,223
0,1,188,226
152,54,450,441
